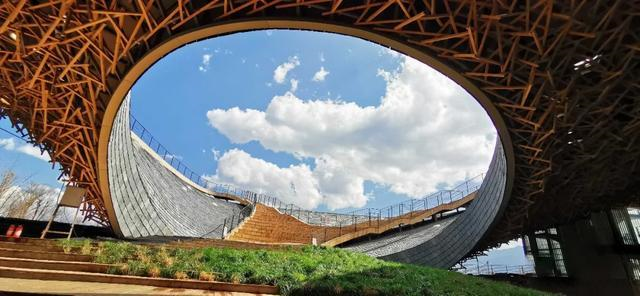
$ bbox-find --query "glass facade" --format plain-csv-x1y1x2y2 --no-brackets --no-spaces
611,207,640,286
627,257,640,281
522,228,569,277
611,208,640,245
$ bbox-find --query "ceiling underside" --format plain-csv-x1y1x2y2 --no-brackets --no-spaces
0,0,638,251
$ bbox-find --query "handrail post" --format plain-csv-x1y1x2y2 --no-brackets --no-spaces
353,215,356,232
222,218,227,238
410,203,413,218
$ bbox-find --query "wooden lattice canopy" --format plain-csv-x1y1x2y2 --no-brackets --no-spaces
0,0,638,250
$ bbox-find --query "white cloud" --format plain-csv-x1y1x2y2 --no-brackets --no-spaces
290,79,299,93
198,54,212,72
204,149,325,209
381,47,401,58
0,138,50,162
273,56,300,84
495,239,523,250
207,56,496,210
312,67,329,82
212,148,221,161
0,138,15,150
165,154,183,161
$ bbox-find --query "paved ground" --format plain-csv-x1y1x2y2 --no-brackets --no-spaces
0,277,275,295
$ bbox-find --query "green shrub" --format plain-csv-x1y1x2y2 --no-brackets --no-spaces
58,240,549,296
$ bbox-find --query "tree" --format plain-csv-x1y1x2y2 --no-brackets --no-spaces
0,170,57,220
0,170,17,213
0,169,92,224
29,184,56,220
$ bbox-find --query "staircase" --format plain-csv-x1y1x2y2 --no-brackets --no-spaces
228,204,341,244
0,236,278,295
229,192,476,246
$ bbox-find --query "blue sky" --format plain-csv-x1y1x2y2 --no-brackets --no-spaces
129,30,496,212
129,30,399,181
0,123,59,189
0,29,525,265
1,29,497,212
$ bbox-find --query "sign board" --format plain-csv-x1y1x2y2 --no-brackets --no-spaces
59,186,86,207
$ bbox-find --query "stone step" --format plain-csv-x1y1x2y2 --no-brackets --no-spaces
0,247,93,262
0,256,114,273
0,240,65,253
0,236,62,246
0,266,279,295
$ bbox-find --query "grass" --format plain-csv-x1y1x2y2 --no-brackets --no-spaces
58,239,549,296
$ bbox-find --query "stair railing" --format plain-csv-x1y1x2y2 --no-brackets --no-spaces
130,115,486,236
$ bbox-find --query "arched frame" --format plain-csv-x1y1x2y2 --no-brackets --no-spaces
98,20,515,237
1,1,637,250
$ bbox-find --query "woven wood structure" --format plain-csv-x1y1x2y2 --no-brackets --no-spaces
0,1,638,251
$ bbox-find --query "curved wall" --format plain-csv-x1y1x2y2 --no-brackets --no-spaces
108,92,509,268
380,140,507,268
97,20,515,237
344,216,459,257
108,94,243,238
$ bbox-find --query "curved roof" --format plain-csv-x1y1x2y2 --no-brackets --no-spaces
0,1,638,251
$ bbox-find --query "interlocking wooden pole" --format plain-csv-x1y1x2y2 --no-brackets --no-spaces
0,0,637,252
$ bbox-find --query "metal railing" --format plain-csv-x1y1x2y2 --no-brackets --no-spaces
221,203,255,238
460,263,536,276
307,175,483,244
258,174,483,227
131,115,243,194
130,115,486,239
197,204,255,239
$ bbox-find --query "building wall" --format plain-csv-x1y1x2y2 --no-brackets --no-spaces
381,140,508,268
521,211,640,296
108,95,243,238
557,212,637,296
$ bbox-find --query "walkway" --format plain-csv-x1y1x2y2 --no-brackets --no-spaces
0,277,273,295
228,193,475,246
